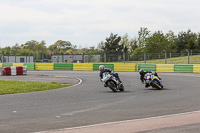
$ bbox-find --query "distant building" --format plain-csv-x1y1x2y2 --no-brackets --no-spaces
1,55,34,63
51,54,100,63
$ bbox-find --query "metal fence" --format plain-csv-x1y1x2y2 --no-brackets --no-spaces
1,49,200,64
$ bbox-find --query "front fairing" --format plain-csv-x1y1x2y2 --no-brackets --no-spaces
145,74,154,83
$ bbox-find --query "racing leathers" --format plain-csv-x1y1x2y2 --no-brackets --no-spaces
99,68,121,86
140,71,161,88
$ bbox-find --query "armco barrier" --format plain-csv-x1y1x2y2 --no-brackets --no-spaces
93,64,114,71
35,63,54,70
73,63,93,71
114,64,136,71
193,64,200,73
138,64,156,71
24,63,35,70
156,64,174,72
174,64,193,73
3,63,13,67
13,63,24,66
54,63,73,70
1,63,200,73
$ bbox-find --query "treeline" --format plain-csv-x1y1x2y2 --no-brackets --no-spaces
0,27,200,61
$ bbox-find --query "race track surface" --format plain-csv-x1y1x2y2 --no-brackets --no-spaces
0,71,200,133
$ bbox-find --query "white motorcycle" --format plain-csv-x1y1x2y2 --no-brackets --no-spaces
101,72,124,92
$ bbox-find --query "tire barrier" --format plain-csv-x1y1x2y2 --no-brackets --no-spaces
1,66,27,76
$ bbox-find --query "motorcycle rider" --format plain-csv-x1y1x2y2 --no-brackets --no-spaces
139,69,161,88
99,65,122,87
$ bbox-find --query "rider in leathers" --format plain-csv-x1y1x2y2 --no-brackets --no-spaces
99,65,122,87
139,69,161,88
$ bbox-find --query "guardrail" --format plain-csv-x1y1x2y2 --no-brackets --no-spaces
0,63,200,73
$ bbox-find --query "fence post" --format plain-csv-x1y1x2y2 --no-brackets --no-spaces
15,53,16,63
164,49,167,64
104,52,106,63
87,52,89,63
186,49,190,64
142,50,146,64
123,51,125,64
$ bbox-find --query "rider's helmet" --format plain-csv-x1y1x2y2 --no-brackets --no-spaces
139,69,144,75
99,65,105,72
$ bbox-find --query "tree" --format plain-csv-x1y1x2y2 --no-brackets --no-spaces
138,27,150,48
97,41,105,51
175,29,197,52
22,40,39,50
145,31,169,54
165,30,177,52
11,43,22,55
129,37,138,53
103,33,121,53
49,40,72,54
120,33,129,54
3,46,11,55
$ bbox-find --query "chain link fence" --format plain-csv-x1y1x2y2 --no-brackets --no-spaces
1,49,200,64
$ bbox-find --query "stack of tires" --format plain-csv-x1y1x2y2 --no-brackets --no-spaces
1,66,27,76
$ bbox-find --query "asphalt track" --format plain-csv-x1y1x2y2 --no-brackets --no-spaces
0,71,200,133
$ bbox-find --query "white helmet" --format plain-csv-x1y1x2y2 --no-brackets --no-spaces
99,65,105,71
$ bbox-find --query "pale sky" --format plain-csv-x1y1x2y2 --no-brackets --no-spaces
0,0,199,48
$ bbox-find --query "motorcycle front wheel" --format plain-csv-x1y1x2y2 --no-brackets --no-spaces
152,79,163,90
119,84,124,91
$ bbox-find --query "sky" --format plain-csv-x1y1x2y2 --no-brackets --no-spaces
0,0,199,48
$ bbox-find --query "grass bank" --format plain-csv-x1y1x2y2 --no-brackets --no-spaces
0,80,74,95
109,55,200,64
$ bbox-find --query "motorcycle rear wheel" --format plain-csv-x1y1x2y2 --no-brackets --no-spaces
107,81,118,92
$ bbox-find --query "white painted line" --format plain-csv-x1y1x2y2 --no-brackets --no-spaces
67,78,82,88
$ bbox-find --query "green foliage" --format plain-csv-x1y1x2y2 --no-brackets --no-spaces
145,31,168,53
103,33,122,53
1,28,199,62
138,27,150,48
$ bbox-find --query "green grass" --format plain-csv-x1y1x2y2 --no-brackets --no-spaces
0,80,74,95
103,55,200,64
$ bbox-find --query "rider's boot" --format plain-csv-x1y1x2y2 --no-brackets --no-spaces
145,83,149,88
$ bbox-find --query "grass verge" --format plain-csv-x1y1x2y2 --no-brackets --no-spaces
0,80,74,95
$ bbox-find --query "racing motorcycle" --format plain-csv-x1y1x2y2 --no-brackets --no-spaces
101,72,124,92
145,73,163,90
